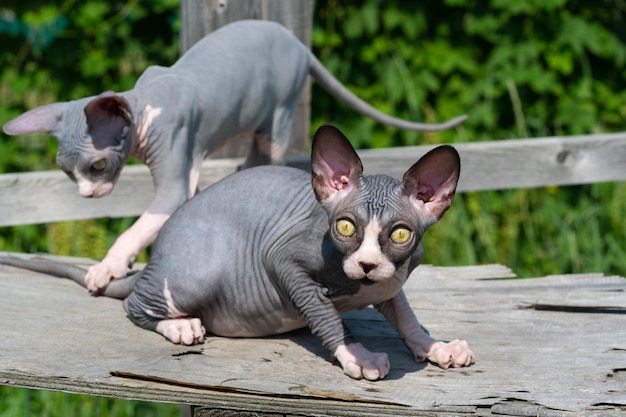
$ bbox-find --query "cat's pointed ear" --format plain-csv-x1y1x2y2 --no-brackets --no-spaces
402,145,460,221
84,91,133,132
3,102,68,135
311,125,363,203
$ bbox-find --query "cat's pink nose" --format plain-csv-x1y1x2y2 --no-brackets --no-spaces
359,262,377,274
79,189,95,198
78,180,96,198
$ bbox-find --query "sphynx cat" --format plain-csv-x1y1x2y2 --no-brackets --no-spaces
2,20,467,294
0,124,473,380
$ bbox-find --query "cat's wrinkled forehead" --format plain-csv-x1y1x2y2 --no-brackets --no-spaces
351,174,405,215
57,100,90,141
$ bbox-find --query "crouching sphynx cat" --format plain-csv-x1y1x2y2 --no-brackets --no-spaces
0,125,474,380
2,20,467,294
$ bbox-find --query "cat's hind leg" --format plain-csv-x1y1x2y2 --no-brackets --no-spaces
123,290,206,345
241,130,272,168
266,104,297,164
241,105,296,169
156,318,205,345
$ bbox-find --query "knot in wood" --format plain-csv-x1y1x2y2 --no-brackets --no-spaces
556,149,580,165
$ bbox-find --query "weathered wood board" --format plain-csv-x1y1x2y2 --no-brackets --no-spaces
2,132,626,226
0,254,624,416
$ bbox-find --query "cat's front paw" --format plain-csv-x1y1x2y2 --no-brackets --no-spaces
333,343,390,380
419,339,474,369
156,318,206,345
85,257,129,293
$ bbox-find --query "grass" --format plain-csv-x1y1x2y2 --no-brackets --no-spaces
0,386,181,417
423,182,626,278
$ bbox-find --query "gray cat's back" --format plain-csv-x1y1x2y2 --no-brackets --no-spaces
142,20,308,86
174,20,305,66
128,19,310,150
148,165,317,273
167,164,313,226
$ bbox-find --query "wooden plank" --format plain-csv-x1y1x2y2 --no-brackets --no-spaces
357,131,626,190
0,255,624,416
2,132,626,226
0,158,240,226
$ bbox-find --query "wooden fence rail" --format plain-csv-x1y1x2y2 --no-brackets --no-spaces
1,131,626,227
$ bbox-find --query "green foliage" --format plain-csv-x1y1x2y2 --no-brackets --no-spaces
0,385,180,417
312,0,626,144
424,183,626,277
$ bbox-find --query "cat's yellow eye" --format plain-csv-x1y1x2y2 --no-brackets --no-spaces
390,227,411,244
91,159,107,171
336,219,356,237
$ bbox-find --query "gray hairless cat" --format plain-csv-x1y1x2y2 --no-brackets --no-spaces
0,125,473,380
2,20,467,295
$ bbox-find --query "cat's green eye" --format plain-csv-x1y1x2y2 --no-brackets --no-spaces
336,219,356,237
91,159,107,171
390,227,411,244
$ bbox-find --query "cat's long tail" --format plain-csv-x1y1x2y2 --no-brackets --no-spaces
0,255,139,299
308,53,467,132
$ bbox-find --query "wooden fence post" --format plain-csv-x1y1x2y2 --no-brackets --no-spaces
180,0,314,158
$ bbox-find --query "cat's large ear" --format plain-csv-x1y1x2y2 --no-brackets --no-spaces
3,102,68,135
84,92,132,129
84,92,133,148
402,145,460,221
311,125,363,203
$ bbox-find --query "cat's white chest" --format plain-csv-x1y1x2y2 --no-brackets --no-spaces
331,261,411,313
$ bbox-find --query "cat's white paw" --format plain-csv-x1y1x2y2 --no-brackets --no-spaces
333,343,390,380
419,339,474,369
85,257,129,293
156,318,206,345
